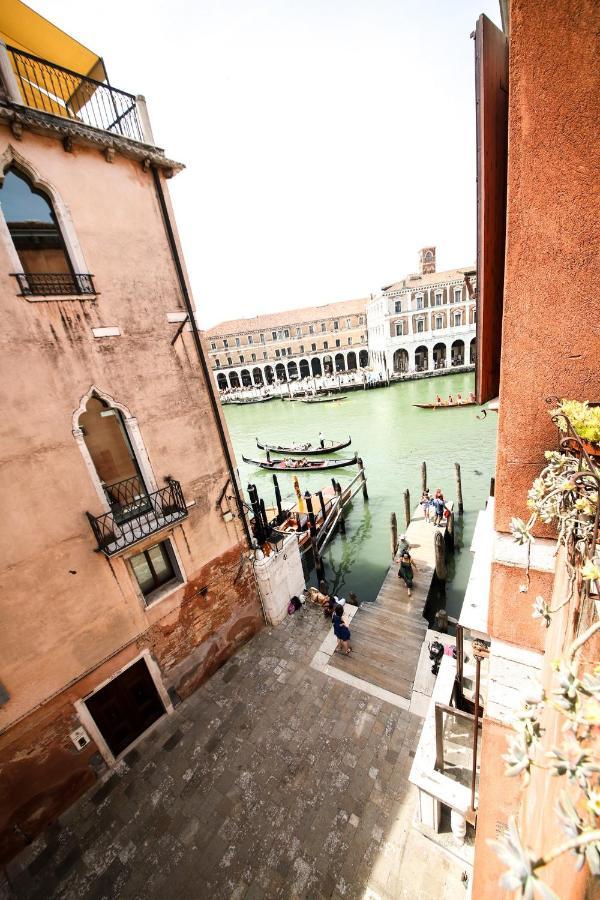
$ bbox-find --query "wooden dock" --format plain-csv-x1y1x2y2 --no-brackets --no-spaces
312,502,451,710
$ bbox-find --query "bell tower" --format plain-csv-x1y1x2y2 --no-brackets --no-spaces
419,247,436,275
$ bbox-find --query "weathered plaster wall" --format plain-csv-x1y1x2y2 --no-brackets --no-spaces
0,544,261,864
494,0,600,536
0,129,263,860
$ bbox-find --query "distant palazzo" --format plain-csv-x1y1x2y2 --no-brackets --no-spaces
204,298,369,390
366,247,477,378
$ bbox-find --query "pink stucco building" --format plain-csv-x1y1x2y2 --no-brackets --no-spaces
0,10,263,863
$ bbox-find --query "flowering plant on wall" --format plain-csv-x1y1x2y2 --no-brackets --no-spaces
491,403,600,896
552,400,600,448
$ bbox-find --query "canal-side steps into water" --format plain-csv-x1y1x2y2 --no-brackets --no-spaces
310,501,453,712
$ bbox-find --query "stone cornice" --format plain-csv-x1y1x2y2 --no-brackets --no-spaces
0,103,184,177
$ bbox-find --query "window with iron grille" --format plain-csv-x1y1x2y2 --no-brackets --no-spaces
1,167,96,297
130,541,182,604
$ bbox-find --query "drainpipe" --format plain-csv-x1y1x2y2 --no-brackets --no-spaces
151,167,252,547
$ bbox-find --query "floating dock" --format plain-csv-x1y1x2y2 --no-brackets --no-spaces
311,501,453,711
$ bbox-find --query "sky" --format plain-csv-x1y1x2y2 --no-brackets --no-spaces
32,0,500,327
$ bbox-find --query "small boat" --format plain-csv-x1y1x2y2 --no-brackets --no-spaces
256,436,352,455
413,400,478,409
301,394,347,404
226,395,275,405
242,453,358,472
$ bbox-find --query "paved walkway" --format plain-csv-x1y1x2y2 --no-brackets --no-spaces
5,606,470,900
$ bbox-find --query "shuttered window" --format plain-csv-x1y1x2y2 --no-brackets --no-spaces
474,13,508,403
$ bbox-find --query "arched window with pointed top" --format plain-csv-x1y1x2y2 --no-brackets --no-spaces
0,164,95,297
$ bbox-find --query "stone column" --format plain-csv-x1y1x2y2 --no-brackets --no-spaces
450,809,467,845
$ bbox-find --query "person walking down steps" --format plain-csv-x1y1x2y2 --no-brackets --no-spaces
397,550,417,596
332,604,352,655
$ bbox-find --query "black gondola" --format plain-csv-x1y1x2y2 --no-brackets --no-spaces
242,453,358,472
255,436,352,455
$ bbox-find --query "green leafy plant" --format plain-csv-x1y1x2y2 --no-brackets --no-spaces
491,406,600,892
552,400,600,445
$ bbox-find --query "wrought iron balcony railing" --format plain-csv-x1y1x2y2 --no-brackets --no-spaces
12,272,96,296
87,478,188,556
5,45,144,142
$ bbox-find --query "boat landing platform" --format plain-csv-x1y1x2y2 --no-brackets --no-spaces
310,502,452,711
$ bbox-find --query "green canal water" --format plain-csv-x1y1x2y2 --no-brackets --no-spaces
224,372,497,620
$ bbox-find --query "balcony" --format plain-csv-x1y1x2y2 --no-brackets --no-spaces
12,272,96,297
3,45,145,142
87,477,188,556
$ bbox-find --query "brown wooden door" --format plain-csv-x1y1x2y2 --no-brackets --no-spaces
86,658,165,757
474,13,508,404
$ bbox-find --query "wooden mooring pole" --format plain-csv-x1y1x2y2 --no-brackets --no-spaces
403,489,411,528
454,462,464,515
421,461,427,493
434,529,447,581
357,457,368,500
446,511,455,551
305,491,325,580
335,483,346,535
317,490,327,521
390,512,398,559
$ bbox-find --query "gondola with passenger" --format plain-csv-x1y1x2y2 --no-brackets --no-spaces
255,436,352,455
242,453,358,472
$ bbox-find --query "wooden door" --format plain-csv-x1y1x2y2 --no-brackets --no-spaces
474,14,508,403
86,658,165,757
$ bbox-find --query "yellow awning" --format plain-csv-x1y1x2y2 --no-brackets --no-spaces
0,0,106,81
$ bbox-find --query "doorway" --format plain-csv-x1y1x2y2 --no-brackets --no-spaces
85,658,166,758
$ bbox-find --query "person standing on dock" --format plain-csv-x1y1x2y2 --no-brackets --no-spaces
420,490,431,522
397,551,417,596
432,490,445,526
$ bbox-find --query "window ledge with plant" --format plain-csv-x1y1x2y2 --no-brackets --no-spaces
492,399,600,896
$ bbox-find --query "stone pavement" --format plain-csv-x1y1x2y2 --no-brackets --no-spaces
4,605,470,900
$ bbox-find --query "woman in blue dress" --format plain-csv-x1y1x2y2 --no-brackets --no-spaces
332,604,352,655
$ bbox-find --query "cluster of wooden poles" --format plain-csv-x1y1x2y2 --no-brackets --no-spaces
247,459,369,583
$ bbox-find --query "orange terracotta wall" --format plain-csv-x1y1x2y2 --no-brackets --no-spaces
472,717,523,898
494,0,600,536
488,563,551,651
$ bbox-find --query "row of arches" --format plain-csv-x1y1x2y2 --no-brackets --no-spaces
216,350,369,391
392,339,476,373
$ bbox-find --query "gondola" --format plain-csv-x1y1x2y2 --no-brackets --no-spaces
242,453,358,472
255,436,352,455
225,395,275,405
413,400,477,409
300,394,347,404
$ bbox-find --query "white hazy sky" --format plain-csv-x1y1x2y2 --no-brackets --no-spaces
32,0,500,327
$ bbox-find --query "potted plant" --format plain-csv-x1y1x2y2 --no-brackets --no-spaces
551,399,600,459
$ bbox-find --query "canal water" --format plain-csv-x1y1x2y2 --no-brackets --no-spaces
223,372,497,620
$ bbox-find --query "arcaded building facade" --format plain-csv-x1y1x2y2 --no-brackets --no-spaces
0,17,262,863
366,247,477,377
204,298,369,390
